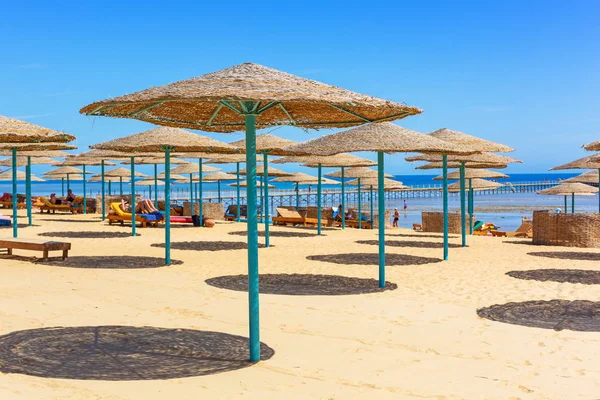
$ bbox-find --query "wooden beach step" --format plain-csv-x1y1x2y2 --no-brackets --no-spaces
0,238,71,260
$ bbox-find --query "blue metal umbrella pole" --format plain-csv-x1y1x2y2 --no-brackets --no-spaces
317,163,322,236
236,162,241,223
67,173,71,192
263,151,270,248
468,178,473,235
571,193,575,214
218,180,222,203
198,159,203,222
377,152,385,288
189,173,194,211
163,147,173,265
357,177,362,229
83,165,87,214
11,148,18,238
26,156,32,226
154,163,158,208
370,185,374,230
442,155,449,261
564,195,567,213
259,175,263,223
61,178,64,197
130,157,136,237
459,162,466,247
341,166,346,229
295,182,300,211
119,177,123,196
108,180,112,196
101,160,106,221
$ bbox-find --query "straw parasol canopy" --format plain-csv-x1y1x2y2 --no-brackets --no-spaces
289,123,474,156
0,170,44,181
171,162,219,174
448,178,503,192
427,128,514,153
416,162,508,170
202,171,238,181
0,156,59,167
73,149,148,160
104,167,147,178
80,63,422,132
583,140,600,151
433,169,509,180
549,155,600,170
91,126,241,154
42,173,84,181
157,172,187,181
136,178,165,186
229,133,298,156
202,154,264,164
45,166,89,175
0,150,71,158
234,165,291,177
564,170,600,184
229,181,276,189
348,177,407,190
271,172,338,185
0,115,75,143
537,183,598,196
89,175,130,183
325,166,392,179
60,158,116,166
406,152,521,164
276,154,377,168
120,157,188,165
0,143,77,152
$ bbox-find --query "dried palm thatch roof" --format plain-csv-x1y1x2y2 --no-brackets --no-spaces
202,171,238,181
75,149,151,160
171,162,219,174
229,181,276,189
89,175,130,183
325,167,392,179
44,166,88,175
276,154,377,167
0,143,77,152
202,154,265,164
233,165,291,177
549,155,600,170
0,156,59,167
136,178,165,186
348,177,407,190
564,170,600,184
157,172,187,180
271,172,338,185
416,161,508,170
0,150,71,157
104,167,147,178
289,123,474,156
583,140,600,151
0,115,75,143
537,183,598,196
91,126,240,153
80,63,422,133
120,157,188,165
406,152,521,164
229,133,298,156
449,178,503,192
427,128,514,153
433,169,509,180
42,173,84,180
0,170,44,181
60,158,116,166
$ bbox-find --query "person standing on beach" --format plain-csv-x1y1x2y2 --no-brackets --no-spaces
393,208,400,227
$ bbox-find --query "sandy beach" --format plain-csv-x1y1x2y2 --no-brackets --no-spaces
0,210,599,399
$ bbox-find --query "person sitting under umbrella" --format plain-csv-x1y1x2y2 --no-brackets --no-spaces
119,199,164,220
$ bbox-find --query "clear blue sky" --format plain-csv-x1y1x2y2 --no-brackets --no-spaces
1,1,599,176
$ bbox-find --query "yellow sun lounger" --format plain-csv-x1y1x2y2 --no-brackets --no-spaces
107,202,160,228
38,197,72,214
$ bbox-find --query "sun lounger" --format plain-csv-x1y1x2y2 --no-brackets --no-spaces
38,197,72,214
493,222,533,238
107,202,160,228
0,238,71,260
272,207,324,227
224,205,247,221
70,196,96,214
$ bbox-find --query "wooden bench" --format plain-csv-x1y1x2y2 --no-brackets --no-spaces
0,238,71,260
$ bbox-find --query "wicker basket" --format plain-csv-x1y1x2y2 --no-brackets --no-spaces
533,210,600,248
421,212,474,234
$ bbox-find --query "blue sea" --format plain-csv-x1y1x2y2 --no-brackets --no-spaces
1,172,597,231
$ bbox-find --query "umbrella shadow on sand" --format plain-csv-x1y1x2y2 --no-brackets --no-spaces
38,231,136,239
1,256,181,269
228,230,321,238
356,240,463,249
307,253,442,266
507,269,600,285
0,326,274,380
386,233,459,239
151,241,269,251
527,252,600,261
206,274,397,295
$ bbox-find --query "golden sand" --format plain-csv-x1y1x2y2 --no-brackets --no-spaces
0,210,599,399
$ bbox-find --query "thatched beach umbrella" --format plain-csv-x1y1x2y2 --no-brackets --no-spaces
45,166,89,198
90,126,239,260
583,141,600,151
347,177,407,225
171,162,220,210
289,122,472,284
537,182,598,213
229,181,276,189
448,179,504,222
105,167,147,198
271,172,339,210
550,155,600,212
201,171,237,203
80,62,422,362
564,170,600,184
61,158,118,215
433,169,509,181
0,169,44,182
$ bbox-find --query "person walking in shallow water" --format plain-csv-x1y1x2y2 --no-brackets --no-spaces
403,199,408,213
393,208,400,227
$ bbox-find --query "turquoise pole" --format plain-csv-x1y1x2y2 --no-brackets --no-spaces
198,159,203,220
236,162,240,222
154,164,158,208
26,156,32,226
244,111,260,363
130,157,136,237
67,173,70,192
459,163,466,247
571,193,575,213
564,195,567,213
341,166,346,229
259,175,263,223
108,180,112,196
83,165,87,214
164,147,172,265
295,182,299,211
377,152,385,288
149,185,152,202
317,163,322,235
370,185,374,230
189,173,193,211
442,155,449,261
468,179,473,234
11,148,17,238
263,151,270,248
101,160,106,221
61,178,64,197
119,177,123,196
218,180,221,203
357,177,362,229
